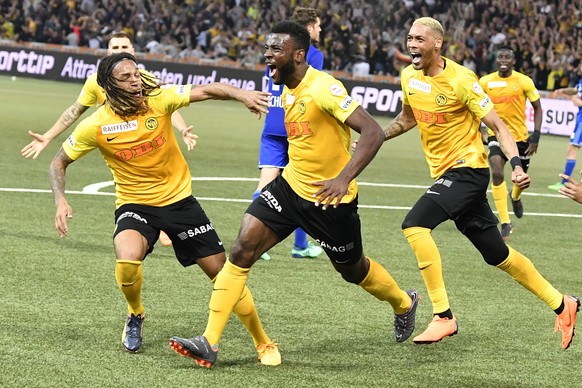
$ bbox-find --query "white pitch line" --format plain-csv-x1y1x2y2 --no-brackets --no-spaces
1,177,580,217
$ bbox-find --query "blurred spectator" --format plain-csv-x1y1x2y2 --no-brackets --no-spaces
0,0,579,90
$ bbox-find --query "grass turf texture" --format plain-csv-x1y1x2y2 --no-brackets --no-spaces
1,75,581,387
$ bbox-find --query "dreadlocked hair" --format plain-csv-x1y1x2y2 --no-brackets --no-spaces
97,52,161,121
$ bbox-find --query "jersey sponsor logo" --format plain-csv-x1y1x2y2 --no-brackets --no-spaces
487,81,507,88
114,134,167,161
106,135,119,142
330,83,344,96
101,120,138,134
435,94,447,106
426,189,440,195
116,211,148,224
285,94,295,105
315,239,354,253
339,96,354,110
412,108,447,124
408,78,431,93
479,95,492,109
490,95,519,104
67,135,75,147
145,117,158,130
435,178,453,187
473,81,484,94
260,189,282,212
177,223,215,240
285,121,313,137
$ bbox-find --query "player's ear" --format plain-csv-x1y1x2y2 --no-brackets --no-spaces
434,37,443,51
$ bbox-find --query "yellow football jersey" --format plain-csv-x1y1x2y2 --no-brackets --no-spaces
281,66,359,203
63,84,193,208
479,71,540,142
401,57,493,179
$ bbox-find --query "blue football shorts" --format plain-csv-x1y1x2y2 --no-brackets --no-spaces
258,133,289,169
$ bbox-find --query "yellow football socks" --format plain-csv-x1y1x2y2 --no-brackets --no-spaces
204,260,250,346
404,227,450,314
511,185,522,202
492,181,510,224
211,275,270,348
497,246,563,310
115,260,144,316
359,257,410,314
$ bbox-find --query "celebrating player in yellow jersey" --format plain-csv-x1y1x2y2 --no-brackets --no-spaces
168,21,419,368
48,52,281,365
381,17,578,349
22,31,193,246
479,46,543,239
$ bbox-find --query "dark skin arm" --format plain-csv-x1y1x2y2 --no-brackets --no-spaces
313,106,385,210
525,99,542,156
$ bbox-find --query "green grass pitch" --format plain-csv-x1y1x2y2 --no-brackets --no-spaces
0,75,581,387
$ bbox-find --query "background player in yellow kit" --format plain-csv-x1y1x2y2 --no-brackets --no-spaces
479,46,543,239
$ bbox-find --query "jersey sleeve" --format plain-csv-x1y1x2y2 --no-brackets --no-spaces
150,84,193,114
522,75,540,103
61,116,98,161
456,72,494,119
316,77,359,123
76,75,100,107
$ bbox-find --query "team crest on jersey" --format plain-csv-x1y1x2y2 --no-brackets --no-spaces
298,101,306,114
472,82,484,94
145,117,158,130
435,94,447,106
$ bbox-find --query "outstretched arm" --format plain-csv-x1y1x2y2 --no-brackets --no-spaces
189,83,269,118
170,111,198,151
49,148,75,237
21,101,89,159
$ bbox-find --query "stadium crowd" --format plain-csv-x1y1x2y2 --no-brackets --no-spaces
1,0,581,89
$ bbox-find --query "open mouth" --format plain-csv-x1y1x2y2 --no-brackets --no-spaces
410,53,422,64
268,64,278,78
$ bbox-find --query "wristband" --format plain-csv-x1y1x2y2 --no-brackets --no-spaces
509,156,522,170
529,131,540,144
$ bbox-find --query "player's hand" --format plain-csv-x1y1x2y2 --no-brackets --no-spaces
558,172,582,204
241,91,270,119
54,199,73,237
21,130,49,159
180,126,198,151
525,142,538,156
511,168,530,190
312,177,350,210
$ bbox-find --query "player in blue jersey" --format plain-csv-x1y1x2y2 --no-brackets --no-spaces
548,67,582,190
254,7,325,260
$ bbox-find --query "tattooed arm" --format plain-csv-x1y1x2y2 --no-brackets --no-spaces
382,104,418,140
49,148,76,237
21,101,89,159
